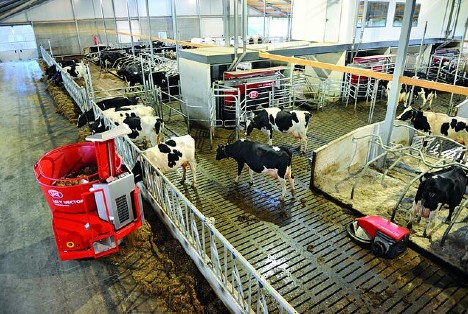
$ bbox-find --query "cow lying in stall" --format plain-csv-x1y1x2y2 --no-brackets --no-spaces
216,139,295,201
132,135,197,187
408,166,467,238
245,107,312,153
397,106,468,161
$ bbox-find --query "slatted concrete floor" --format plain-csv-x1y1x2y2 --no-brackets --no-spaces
88,65,468,313
160,102,468,313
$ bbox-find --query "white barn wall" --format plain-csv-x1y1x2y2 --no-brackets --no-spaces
292,0,468,44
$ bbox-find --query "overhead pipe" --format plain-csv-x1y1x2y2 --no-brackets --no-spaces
228,0,247,71
287,0,294,41
351,0,368,61
444,0,456,38
125,0,136,57
223,0,230,47
448,17,468,114
145,0,155,65
451,0,462,39
171,0,180,71
111,0,118,44
230,0,239,70
70,0,82,54
99,0,109,46
407,21,428,106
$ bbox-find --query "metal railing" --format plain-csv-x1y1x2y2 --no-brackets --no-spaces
39,47,298,314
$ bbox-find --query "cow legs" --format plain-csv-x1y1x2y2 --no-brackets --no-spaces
279,178,287,201
248,168,254,185
286,166,295,197
188,161,197,187
268,129,273,146
180,164,187,185
446,206,454,223
423,203,442,238
407,200,420,230
235,162,244,183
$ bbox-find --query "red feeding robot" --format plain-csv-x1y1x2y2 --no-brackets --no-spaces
34,125,144,261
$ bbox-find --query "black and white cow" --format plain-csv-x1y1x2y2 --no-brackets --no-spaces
215,139,295,201
413,86,437,110
385,81,410,107
397,107,468,146
63,62,86,79
245,107,312,153
408,166,467,237
91,111,163,146
76,97,140,127
132,135,196,186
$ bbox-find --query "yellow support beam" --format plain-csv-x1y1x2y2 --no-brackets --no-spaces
259,51,468,96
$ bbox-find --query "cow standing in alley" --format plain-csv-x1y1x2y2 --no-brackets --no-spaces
132,135,197,187
245,107,312,153
216,139,295,201
413,86,437,110
408,166,467,238
385,81,410,107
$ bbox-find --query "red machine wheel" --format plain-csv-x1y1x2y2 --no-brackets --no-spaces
371,241,386,257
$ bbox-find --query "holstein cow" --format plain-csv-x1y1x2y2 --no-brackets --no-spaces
245,107,312,153
408,166,467,238
413,86,437,110
397,107,468,161
398,107,468,142
132,135,196,186
215,139,295,201
385,81,410,107
76,97,140,127
91,111,163,146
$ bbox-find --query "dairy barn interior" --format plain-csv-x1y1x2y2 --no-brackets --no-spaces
1,0,468,312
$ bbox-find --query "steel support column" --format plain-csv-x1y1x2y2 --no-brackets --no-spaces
381,0,416,148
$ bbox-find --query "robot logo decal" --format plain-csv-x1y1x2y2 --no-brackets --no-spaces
48,189,64,199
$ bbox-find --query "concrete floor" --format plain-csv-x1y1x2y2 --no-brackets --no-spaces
0,61,162,313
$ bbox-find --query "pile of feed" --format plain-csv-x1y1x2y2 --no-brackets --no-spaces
106,204,228,313
53,165,98,186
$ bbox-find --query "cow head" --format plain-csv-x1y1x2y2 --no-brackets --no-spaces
419,176,447,212
90,117,107,134
77,109,94,128
244,112,256,136
397,106,417,121
215,144,229,160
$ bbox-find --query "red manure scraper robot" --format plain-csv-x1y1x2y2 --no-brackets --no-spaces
347,215,410,258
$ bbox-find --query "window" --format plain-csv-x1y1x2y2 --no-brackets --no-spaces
393,3,421,27
357,1,389,28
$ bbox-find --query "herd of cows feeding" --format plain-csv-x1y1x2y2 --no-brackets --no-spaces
39,44,468,311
